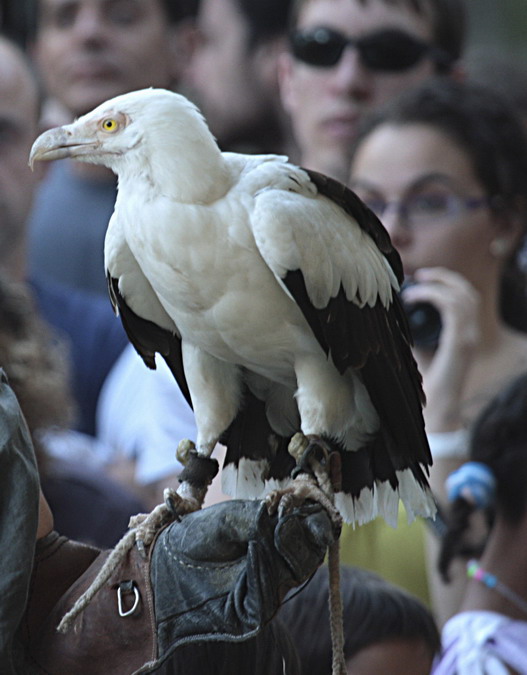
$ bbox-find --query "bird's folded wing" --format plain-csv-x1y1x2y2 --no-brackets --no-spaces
250,166,399,313
250,169,431,472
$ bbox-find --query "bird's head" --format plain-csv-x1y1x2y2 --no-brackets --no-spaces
30,88,228,201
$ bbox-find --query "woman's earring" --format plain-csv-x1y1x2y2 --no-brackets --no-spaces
489,238,509,258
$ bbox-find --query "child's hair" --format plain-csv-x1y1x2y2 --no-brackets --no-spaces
278,564,440,674
151,621,300,674
438,372,527,581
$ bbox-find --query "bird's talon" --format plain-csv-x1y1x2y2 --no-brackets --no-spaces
288,432,309,463
164,487,181,515
277,493,294,518
265,491,282,515
176,439,196,465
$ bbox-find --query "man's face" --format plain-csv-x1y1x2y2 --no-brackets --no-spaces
185,0,280,149
0,43,40,275
34,0,179,117
279,0,436,180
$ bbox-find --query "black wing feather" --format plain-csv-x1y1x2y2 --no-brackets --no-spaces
107,274,192,408
220,386,295,482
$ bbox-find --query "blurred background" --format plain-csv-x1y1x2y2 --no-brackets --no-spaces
466,0,527,59
2,0,527,61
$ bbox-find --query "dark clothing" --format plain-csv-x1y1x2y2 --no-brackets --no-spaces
28,160,117,297
29,276,128,436
0,371,39,674
42,459,146,549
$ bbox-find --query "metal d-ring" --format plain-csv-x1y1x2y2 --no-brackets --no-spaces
117,580,140,617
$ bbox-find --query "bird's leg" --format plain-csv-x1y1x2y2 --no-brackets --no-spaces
125,439,219,561
265,432,342,525
174,343,241,510
174,439,219,512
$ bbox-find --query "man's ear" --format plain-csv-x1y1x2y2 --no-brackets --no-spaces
277,51,297,115
252,35,288,92
168,19,200,85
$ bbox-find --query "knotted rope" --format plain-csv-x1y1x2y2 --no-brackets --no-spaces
57,445,219,634
57,487,181,633
268,433,346,675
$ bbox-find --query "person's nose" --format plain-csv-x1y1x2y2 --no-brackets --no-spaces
329,48,371,100
380,204,413,248
71,6,106,42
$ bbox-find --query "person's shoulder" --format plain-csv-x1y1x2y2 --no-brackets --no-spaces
28,276,127,360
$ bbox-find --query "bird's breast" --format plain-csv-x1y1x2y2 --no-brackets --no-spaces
116,196,317,370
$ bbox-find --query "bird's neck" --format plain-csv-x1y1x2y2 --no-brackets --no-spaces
167,151,231,204
122,142,230,204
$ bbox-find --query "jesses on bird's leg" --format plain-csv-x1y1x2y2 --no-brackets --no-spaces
131,438,218,553
174,439,219,512
265,432,342,525
134,438,218,537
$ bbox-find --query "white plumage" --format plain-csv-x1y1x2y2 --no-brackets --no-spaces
30,88,436,525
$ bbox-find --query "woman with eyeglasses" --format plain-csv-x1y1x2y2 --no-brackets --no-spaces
347,78,527,625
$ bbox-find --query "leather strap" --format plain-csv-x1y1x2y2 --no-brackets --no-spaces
20,532,156,674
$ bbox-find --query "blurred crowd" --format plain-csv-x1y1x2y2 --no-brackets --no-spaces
1,0,527,673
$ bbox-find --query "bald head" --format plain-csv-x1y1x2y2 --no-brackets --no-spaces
0,37,42,280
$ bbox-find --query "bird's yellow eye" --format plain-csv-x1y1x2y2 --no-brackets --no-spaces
101,118,119,133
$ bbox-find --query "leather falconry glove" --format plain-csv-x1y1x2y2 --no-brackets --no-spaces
4,375,337,674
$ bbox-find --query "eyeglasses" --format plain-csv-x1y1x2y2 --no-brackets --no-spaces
360,192,489,229
289,27,452,72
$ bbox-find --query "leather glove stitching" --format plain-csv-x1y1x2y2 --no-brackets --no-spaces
161,538,243,571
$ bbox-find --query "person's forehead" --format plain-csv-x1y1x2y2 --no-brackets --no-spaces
345,638,433,675
352,124,480,193
38,0,163,16
198,0,245,35
296,0,434,39
0,44,38,120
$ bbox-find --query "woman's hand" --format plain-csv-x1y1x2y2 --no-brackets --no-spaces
402,267,481,431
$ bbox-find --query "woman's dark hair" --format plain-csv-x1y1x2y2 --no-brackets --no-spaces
352,77,527,332
438,372,527,580
278,564,440,674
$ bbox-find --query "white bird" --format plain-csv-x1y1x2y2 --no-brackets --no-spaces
30,88,435,526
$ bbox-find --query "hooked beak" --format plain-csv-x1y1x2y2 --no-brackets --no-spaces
29,125,100,169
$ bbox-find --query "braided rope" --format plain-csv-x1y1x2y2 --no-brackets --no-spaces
57,487,181,634
327,538,346,675
57,446,219,634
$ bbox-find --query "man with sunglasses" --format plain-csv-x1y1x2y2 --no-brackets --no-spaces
279,0,466,183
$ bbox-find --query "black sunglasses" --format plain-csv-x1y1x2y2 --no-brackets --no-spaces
290,27,452,72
